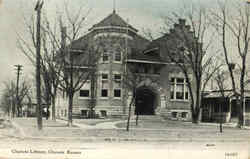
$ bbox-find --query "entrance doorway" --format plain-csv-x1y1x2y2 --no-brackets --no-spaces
135,87,156,115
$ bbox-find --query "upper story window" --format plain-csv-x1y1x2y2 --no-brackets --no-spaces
101,73,109,80
102,51,109,63
170,77,189,101
114,74,122,82
114,51,122,62
101,73,109,98
113,73,122,98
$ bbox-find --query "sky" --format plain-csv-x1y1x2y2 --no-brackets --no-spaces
0,0,248,94
0,0,180,92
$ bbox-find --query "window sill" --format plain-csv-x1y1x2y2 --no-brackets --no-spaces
113,97,122,100
170,99,189,102
78,97,90,99
100,97,109,100
113,61,122,64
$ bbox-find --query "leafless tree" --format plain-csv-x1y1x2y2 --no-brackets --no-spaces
161,4,221,123
211,1,250,127
44,3,96,126
17,13,60,121
0,79,31,117
17,1,93,126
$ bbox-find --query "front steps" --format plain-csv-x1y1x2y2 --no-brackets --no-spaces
132,115,165,122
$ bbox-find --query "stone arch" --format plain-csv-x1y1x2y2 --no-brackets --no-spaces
135,78,164,115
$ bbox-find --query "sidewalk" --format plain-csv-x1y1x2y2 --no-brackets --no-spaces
58,119,126,129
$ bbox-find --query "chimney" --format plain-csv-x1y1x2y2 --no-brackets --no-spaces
61,26,67,49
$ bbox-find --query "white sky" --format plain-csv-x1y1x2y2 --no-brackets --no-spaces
0,0,248,93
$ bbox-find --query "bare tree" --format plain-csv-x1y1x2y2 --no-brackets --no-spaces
214,69,230,132
47,3,93,126
17,1,92,125
0,79,30,117
17,14,60,121
161,4,221,123
212,1,250,127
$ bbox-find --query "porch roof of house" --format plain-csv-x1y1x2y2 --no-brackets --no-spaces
203,90,250,99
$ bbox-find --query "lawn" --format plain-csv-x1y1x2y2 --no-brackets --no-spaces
115,120,218,130
10,118,250,142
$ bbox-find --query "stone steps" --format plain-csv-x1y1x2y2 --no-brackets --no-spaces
132,115,164,122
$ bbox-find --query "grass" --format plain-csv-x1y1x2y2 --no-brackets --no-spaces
115,119,215,129
10,118,250,141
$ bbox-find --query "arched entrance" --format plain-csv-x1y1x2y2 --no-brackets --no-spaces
135,87,158,115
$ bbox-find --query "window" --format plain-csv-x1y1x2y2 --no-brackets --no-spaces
101,89,108,97
172,112,177,118
102,51,109,62
102,73,108,80
170,77,189,100
114,74,121,81
101,73,109,98
81,110,88,117
100,110,107,117
79,81,90,98
114,51,122,62
176,78,184,99
113,73,122,98
79,90,89,97
181,112,188,118
114,89,121,98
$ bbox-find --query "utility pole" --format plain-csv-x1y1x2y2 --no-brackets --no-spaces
14,64,23,117
35,0,44,130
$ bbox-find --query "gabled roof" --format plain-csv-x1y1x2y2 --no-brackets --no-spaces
89,10,138,32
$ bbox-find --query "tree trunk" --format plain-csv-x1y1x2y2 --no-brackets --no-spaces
220,103,223,133
68,93,73,127
192,114,199,124
238,97,244,128
126,97,134,131
136,114,139,126
17,106,21,117
192,106,201,124
51,96,56,121
45,105,49,120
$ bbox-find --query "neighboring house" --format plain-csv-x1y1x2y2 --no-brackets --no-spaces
202,90,250,125
56,10,196,121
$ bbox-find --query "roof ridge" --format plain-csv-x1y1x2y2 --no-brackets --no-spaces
89,11,138,32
